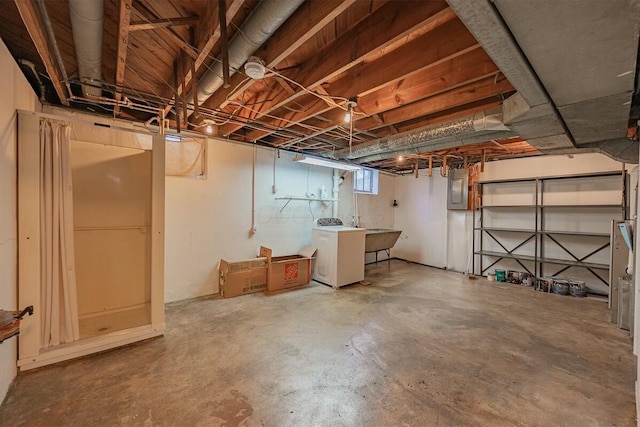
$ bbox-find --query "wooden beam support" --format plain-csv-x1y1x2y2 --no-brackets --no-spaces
160,27,197,59
218,0,230,88
357,76,514,132
173,59,181,133
114,0,133,114
219,7,480,142
224,97,334,140
189,0,244,84
191,57,199,118
129,16,199,31
215,1,451,136
14,0,69,105
218,2,462,137
481,149,486,172
203,0,358,111
180,52,188,125
355,47,495,114
428,155,433,177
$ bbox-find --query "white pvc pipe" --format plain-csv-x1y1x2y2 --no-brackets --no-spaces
332,169,340,218
627,166,638,275
250,146,257,237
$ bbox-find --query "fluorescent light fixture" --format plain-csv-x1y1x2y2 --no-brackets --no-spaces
293,154,361,171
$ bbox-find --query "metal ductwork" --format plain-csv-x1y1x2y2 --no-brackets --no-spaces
330,109,510,161
579,139,639,164
448,0,639,163
353,130,516,164
69,0,104,98
190,0,305,106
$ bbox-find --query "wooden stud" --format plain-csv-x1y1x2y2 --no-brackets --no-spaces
114,0,132,114
415,160,419,178
209,0,437,132
464,153,468,171
204,0,357,111
180,52,188,125
191,57,199,119
218,0,230,88
129,16,199,31
481,149,485,172
428,155,433,177
173,60,181,133
442,155,448,177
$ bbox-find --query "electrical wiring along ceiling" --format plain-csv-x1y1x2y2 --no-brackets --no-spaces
1,0,638,173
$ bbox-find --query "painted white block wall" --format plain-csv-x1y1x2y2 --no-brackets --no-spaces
393,153,627,274
164,143,335,302
337,172,396,263
392,172,448,268
166,151,398,301
0,38,40,402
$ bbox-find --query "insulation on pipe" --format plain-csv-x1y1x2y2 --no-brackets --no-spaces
68,0,104,98
189,0,305,106
330,109,509,161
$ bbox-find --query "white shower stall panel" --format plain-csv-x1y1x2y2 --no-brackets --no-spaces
17,111,165,370
71,141,152,338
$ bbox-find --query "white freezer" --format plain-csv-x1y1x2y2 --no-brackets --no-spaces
312,226,366,288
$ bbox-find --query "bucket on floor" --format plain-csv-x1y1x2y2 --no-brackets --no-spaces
487,273,496,281
537,277,553,292
520,273,533,287
569,280,587,298
495,269,506,282
552,279,570,295
507,270,521,284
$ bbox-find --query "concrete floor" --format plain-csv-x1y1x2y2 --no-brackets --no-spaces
0,261,636,426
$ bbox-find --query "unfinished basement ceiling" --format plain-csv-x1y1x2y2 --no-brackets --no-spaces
1,0,638,173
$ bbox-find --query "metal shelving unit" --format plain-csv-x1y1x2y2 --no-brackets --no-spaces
472,170,626,290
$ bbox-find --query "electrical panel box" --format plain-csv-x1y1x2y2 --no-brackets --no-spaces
447,169,469,210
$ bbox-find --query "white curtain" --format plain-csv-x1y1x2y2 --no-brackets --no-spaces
39,119,80,348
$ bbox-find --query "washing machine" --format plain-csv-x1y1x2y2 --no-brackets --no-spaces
312,218,366,288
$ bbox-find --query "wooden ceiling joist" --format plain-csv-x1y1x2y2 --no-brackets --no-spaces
216,0,450,136
358,77,514,132
189,0,245,85
203,0,357,112
218,0,230,87
129,16,198,31
248,38,498,145
14,0,69,105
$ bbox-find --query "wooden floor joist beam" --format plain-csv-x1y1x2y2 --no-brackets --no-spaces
14,0,69,105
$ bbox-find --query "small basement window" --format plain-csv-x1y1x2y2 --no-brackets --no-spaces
354,168,378,195
165,136,206,178
133,133,207,178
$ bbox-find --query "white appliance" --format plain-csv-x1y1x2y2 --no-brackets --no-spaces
312,218,366,288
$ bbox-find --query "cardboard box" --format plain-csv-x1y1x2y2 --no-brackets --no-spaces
219,257,268,298
260,246,317,292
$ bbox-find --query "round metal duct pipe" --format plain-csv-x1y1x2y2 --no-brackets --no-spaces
69,0,104,98
190,0,305,106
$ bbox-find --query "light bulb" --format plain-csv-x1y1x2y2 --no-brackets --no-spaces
398,155,404,162
206,124,213,134
344,111,351,122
